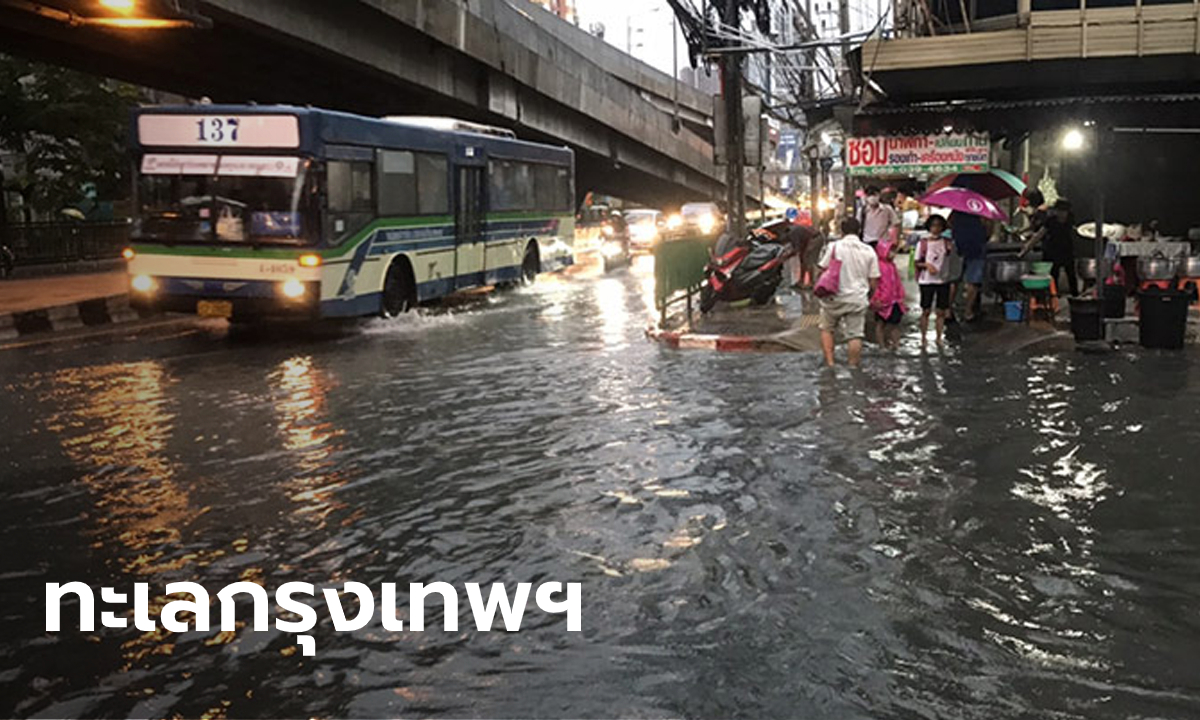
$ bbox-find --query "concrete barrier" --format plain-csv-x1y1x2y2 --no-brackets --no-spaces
0,294,139,341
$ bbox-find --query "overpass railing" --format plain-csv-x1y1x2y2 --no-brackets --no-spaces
2,221,131,266
654,234,715,328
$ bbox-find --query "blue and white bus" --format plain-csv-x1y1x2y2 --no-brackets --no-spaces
125,105,575,320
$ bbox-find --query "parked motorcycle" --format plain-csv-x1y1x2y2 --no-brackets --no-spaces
699,219,799,313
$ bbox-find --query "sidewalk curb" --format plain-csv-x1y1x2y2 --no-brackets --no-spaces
645,327,776,352
0,293,141,339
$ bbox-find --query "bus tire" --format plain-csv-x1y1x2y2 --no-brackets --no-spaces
521,242,540,284
381,259,416,318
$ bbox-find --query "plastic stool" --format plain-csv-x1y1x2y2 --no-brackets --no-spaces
1028,277,1059,318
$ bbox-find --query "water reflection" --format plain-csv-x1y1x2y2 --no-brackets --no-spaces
2,270,1200,718
39,361,189,573
269,355,348,526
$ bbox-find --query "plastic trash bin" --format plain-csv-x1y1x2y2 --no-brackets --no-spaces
1069,298,1103,342
1004,301,1024,322
1138,288,1189,349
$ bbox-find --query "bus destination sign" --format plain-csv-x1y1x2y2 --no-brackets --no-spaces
138,114,301,149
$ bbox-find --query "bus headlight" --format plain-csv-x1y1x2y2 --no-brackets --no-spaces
280,278,306,299
131,274,155,293
298,253,322,268
122,247,136,261
698,213,717,235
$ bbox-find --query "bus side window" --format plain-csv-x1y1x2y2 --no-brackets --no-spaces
378,150,448,216
416,154,448,215
326,160,373,242
533,164,571,213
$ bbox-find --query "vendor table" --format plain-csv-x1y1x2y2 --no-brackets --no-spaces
1115,241,1189,258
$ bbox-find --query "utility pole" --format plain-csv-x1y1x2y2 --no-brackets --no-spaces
720,0,746,242
838,0,853,218
672,11,681,131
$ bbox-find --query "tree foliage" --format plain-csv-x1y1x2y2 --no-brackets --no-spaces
0,54,142,221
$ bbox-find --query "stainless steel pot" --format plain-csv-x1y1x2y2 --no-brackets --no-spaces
992,259,1028,284
1138,254,1179,281
1181,255,1200,278
1076,257,1115,281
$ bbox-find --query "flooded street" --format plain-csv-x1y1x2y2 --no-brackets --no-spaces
2,258,1200,719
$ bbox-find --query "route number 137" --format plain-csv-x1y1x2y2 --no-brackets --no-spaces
196,117,240,143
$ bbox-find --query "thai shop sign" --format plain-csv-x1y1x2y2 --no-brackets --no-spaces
847,133,990,176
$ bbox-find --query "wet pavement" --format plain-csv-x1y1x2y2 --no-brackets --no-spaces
2,255,1200,718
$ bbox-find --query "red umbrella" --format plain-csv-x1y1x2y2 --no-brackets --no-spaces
918,186,1008,221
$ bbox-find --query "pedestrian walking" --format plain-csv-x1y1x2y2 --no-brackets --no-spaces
816,216,880,368
0,241,14,279
871,239,907,350
916,215,955,349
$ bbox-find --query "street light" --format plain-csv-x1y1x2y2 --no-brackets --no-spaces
99,0,136,12
1062,127,1085,151
4,0,211,28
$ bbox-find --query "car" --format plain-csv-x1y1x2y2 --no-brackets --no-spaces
665,201,725,239
624,209,664,252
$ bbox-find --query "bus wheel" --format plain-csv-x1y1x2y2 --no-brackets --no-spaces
381,260,415,318
521,243,540,284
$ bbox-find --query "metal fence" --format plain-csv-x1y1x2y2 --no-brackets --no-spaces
654,234,714,327
1,221,131,266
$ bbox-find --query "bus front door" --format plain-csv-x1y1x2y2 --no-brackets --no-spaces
454,165,485,290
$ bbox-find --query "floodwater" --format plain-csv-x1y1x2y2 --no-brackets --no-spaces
2,256,1199,719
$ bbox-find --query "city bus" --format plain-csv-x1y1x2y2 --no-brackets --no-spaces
125,105,575,320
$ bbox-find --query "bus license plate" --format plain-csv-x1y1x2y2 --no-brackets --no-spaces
197,300,233,319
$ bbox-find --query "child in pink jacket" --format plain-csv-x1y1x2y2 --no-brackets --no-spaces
872,239,907,350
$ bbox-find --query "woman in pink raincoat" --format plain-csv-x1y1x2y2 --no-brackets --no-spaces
871,239,907,350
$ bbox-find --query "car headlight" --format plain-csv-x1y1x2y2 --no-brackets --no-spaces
698,214,717,234
666,214,683,230
280,278,306,299
601,240,623,258
131,274,155,293
633,226,657,242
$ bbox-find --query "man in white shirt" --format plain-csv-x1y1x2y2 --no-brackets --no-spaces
817,217,881,368
860,186,900,247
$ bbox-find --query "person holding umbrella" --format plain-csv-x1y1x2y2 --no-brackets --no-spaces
951,211,990,321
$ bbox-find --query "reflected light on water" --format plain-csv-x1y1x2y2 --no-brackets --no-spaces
269,355,349,525
593,277,629,349
40,362,194,572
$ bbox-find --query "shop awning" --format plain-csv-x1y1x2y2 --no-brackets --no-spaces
853,93,1200,139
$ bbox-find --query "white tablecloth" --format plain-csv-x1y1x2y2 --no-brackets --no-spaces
1115,241,1189,258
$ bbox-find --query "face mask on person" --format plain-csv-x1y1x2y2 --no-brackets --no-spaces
867,196,880,208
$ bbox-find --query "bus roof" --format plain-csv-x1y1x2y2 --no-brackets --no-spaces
130,104,573,165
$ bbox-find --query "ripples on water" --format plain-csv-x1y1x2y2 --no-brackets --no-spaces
2,261,1200,718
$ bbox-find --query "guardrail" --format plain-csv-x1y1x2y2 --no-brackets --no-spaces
654,233,715,327
1,221,131,266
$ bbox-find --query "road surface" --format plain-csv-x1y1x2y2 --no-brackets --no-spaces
1,257,1198,718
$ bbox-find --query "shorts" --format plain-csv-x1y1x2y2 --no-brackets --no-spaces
920,283,951,310
880,303,904,325
819,298,868,340
963,257,986,285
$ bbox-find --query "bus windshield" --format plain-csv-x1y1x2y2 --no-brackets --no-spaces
134,157,317,246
